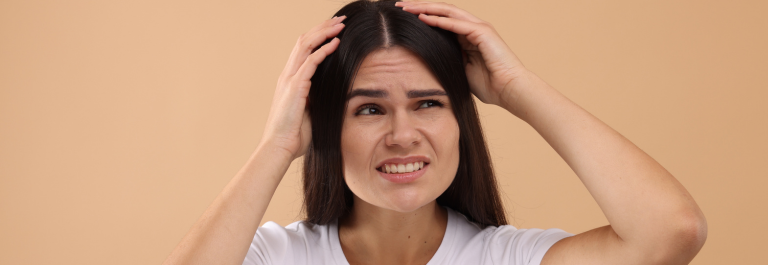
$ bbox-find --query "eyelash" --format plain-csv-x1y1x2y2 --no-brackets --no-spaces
354,99,445,116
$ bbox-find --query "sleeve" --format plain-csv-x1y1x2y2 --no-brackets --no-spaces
485,226,573,265
242,221,293,265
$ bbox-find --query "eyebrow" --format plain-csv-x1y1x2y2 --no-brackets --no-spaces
347,88,447,100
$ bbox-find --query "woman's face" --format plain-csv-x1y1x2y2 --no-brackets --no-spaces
341,46,460,213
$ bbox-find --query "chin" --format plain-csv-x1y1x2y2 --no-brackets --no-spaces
378,186,438,213
345,167,454,214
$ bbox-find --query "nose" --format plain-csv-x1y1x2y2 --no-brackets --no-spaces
385,111,422,148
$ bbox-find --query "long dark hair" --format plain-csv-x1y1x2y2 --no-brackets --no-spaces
303,0,507,227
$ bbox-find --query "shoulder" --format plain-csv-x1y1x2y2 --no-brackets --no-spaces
445,208,573,265
257,220,327,244
482,225,573,264
243,220,335,265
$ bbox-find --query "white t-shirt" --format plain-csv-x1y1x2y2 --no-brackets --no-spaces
244,207,573,265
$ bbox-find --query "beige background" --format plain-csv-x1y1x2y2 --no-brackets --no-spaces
1,0,766,264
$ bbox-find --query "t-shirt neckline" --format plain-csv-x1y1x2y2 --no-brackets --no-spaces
328,206,457,265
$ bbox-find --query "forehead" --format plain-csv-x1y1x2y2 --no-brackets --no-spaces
350,46,442,92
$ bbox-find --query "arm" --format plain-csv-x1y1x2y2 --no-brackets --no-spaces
162,16,346,265
162,144,292,265
507,71,707,265
395,1,706,264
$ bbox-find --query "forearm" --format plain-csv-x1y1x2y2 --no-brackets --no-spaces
163,143,293,265
504,72,706,254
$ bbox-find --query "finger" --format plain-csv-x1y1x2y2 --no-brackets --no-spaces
283,16,346,78
284,21,345,79
295,15,345,54
284,16,345,76
283,16,342,71
416,14,492,45
293,37,341,89
307,15,346,40
396,1,483,23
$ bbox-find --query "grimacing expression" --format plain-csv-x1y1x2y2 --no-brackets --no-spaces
341,46,461,213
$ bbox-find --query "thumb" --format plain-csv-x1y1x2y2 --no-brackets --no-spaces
297,108,312,159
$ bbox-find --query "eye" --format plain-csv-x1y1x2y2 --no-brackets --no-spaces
355,104,384,116
418,99,445,109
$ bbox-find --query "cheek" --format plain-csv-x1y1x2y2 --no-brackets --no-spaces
427,115,460,155
341,123,379,176
430,116,461,184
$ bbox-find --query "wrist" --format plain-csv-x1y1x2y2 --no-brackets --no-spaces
499,69,537,119
254,140,296,164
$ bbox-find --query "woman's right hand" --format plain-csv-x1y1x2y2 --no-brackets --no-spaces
258,15,346,161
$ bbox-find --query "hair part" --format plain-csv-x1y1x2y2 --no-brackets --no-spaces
303,0,507,227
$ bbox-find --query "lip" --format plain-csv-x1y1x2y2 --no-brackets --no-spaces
377,163,429,184
375,155,431,169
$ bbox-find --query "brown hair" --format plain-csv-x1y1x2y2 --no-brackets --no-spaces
303,0,507,227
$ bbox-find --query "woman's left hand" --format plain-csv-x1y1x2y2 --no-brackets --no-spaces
396,0,530,110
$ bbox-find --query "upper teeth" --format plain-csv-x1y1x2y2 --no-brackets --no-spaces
383,162,425,174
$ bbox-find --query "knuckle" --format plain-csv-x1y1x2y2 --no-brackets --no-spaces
308,50,323,60
305,52,318,63
289,78,307,88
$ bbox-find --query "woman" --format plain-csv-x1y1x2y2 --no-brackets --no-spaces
164,0,707,264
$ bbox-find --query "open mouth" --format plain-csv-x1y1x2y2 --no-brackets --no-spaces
376,162,429,174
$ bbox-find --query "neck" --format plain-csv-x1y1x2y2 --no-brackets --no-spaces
338,197,448,265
